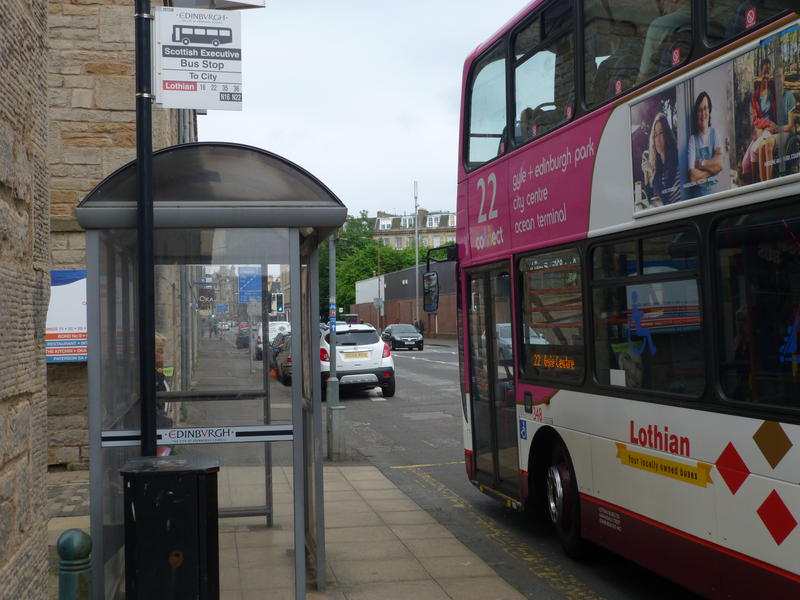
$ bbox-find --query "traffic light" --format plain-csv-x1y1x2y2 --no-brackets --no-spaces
275,293,284,313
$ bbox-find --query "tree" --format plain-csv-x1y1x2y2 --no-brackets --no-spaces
317,211,420,318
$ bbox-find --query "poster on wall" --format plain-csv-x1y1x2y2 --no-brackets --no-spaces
46,270,87,363
631,26,800,212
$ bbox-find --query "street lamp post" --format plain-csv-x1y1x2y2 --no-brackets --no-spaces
414,180,419,328
135,0,156,456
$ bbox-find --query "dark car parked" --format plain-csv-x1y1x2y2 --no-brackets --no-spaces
274,336,293,384
381,323,423,351
235,323,251,349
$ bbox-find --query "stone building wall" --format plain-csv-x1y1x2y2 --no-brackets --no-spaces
47,0,195,468
0,0,51,597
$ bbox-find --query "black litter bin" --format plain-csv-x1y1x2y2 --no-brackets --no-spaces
121,455,220,600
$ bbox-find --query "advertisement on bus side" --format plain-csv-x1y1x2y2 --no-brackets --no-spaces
631,26,800,212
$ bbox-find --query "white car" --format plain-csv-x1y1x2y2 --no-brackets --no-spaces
495,323,548,361
320,323,395,398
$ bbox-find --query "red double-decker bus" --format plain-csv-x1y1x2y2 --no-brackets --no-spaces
449,1,800,597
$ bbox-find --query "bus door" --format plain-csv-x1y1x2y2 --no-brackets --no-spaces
467,266,518,496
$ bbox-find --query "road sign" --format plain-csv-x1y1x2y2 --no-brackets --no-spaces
154,7,243,111
238,266,261,302
216,303,228,314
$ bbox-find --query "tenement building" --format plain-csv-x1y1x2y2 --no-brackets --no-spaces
0,1,50,597
47,0,196,468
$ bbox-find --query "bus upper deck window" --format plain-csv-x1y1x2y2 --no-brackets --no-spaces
513,4,574,146
638,0,692,82
583,0,693,101
467,44,507,169
706,1,796,46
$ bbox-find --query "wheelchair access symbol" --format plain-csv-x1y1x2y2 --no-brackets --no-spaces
779,317,800,364
627,291,656,356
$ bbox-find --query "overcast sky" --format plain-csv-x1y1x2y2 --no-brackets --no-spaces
197,1,526,218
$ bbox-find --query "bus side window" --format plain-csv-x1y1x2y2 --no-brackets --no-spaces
467,44,507,169
583,1,657,107
513,3,574,146
638,0,692,82
591,232,705,396
714,204,800,409
520,249,585,383
707,0,797,46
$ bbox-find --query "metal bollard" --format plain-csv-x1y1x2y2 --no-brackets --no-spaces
57,529,92,600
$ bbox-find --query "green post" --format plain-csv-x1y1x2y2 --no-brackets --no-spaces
58,529,92,600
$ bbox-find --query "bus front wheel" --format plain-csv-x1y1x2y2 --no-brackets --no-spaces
546,440,587,558
181,38,190,45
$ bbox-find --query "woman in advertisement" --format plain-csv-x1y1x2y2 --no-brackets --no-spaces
642,112,682,205
687,91,723,197
747,58,779,181
752,58,778,127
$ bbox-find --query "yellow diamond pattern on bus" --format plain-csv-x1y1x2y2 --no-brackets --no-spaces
753,421,793,470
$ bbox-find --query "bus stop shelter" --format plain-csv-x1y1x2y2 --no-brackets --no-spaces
76,142,346,599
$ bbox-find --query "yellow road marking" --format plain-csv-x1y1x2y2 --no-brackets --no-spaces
405,466,606,600
390,461,464,470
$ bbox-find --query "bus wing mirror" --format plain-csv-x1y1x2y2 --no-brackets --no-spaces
422,271,439,313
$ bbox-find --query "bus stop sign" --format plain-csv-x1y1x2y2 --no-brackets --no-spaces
154,7,243,111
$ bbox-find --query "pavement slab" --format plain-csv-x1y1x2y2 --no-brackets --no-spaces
47,463,525,599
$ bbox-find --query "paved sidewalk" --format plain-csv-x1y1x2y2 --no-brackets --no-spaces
47,464,524,600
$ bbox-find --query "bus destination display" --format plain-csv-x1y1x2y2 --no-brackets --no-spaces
154,7,242,111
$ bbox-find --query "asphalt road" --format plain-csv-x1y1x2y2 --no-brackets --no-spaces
181,331,701,599
340,338,702,600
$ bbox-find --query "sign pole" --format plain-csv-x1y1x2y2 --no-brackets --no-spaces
135,0,157,456
327,234,344,461
414,181,420,329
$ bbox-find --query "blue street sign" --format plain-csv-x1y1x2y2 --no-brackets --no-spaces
216,303,228,314
238,266,261,303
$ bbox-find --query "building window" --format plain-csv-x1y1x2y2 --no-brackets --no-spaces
433,235,441,247
448,214,456,227
447,234,455,243
395,237,403,249
379,218,392,230
426,216,437,228
401,216,414,228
